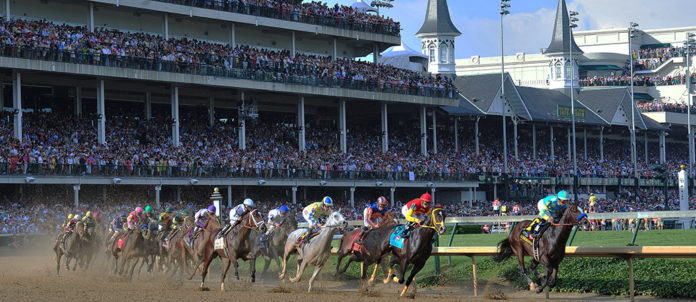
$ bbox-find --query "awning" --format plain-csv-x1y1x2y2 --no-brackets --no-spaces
640,43,671,49
633,93,653,100
579,65,623,71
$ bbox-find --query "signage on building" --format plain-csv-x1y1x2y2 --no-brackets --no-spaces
557,105,586,119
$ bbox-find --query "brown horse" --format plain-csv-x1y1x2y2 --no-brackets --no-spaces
163,216,195,277
493,205,589,293
118,221,154,280
191,209,266,291
383,207,447,297
54,221,86,275
185,214,222,288
334,211,399,289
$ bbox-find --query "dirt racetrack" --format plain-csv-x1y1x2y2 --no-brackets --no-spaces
0,242,680,302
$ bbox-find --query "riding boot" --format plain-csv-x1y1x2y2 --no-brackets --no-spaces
403,222,416,238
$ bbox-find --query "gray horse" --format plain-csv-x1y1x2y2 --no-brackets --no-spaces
279,211,346,292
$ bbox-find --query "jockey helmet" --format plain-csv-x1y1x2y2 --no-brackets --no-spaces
165,207,173,213
420,193,433,203
243,198,255,208
279,205,289,213
181,210,190,216
207,205,217,213
68,213,73,219
144,205,153,213
557,190,570,201
129,211,136,217
322,196,333,207
86,211,91,217
135,207,144,214
119,212,126,218
92,212,99,218
73,215,81,221
377,196,388,206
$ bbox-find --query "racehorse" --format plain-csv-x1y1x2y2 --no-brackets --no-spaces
54,220,87,275
383,206,447,297
334,211,399,289
251,213,297,277
163,216,195,277
190,209,266,291
185,214,221,286
118,221,154,280
493,204,589,293
279,211,347,292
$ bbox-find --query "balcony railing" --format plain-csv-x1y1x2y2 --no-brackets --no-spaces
0,46,454,99
152,0,401,37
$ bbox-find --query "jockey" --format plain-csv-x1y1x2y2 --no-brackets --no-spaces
144,205,156,220
194,205,217,232
158,207,174,231
109,213,127,241
65,214,80,233
523,190,570,240
219,199,255,237
402,193,433,234
135,206,145,219
300,196,333,243
259,205,289,246
363,196,389,229
127,211,140,230
172,209,190,230
62,213,74,228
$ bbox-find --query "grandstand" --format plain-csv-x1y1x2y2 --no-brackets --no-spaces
0,0,695,237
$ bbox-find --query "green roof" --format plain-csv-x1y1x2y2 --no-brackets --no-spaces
579,65,623,71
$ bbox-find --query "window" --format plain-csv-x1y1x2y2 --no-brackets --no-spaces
429,47,435,63
440,46,448,63
555,62,562,79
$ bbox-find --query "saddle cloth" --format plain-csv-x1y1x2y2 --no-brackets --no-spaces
389,225,407,249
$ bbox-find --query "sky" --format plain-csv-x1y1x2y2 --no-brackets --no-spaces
319,0,696,59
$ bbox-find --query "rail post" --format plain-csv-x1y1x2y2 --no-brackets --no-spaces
506,222,516,238
433,234,440,276
627,257,634,302
567,225,578,246
470,255,478,297
630,219,641,245
447,223,458,264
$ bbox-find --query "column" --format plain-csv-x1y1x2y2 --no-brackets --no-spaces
229,23,236,47
171,85,180,147
381,103,388,153
155,185,162,208
493,184,497,201
432,110,437,154
390,187,395,207
163,13,169,40
96,78,105,145
87,2,94,32
332,38,338,61
12,71,21,141
4,0,9,19
298,96,306,152
420,105,427,156
227,185,233,208
469,188,473,208
454,117,459,153
0,83,3,112
339,99,347,154
513,119,518,160
532,123,537,159
659,130,666,164
475,117,480,156
291,31,296,58
567,127,571,160
75,87,82,117
208,96,215,127
292,186,298,204
550,126,555,160
430,187,436,203
144,91,152,121
73,185,80,209
176,186,181,203
239,91,246,150
373,44,379,64
600,127,604,161
584,128,588,160
644,132,648,165
350,187,355,208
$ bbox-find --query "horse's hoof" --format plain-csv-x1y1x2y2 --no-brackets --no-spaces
251,276,255,283
279,273,285,280
383,278,390,284
367,279,375,286
221,283,225,292
535,286,544,294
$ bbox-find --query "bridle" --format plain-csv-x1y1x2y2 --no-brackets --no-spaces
550,209,587,226
243,209,264,230
420,207,445,231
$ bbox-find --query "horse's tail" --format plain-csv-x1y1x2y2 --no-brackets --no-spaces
492,238,513,263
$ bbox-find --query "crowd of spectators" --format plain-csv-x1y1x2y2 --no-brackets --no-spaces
633,45,687,71
579,72,695,87
0,18,452,98
153,0,400,36
638,100,696,114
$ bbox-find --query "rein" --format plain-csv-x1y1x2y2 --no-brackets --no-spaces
550,212,587,226
420,208,445,230
242,210,264,230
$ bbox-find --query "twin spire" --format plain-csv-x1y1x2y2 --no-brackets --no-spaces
544,0,583,55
